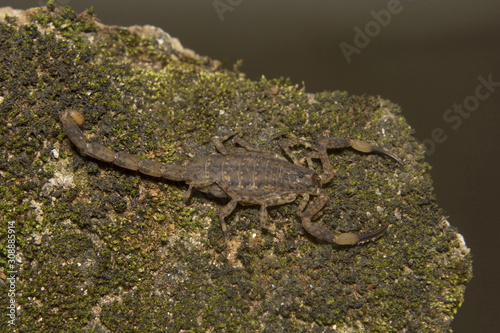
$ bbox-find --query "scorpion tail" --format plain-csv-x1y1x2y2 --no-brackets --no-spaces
60,109,187,181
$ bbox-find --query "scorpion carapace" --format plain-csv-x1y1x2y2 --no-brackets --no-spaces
60,109,402,246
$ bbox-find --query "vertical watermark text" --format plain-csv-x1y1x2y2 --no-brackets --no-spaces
5,220,17,330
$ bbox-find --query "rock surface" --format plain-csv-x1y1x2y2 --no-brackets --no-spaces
0,5,472,332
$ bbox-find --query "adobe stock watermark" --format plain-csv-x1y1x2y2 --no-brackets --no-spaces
421,73,499,156
5,220,18,329
213,0,243,21
340,0,410,64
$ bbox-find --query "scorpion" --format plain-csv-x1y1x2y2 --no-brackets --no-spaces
60,109,403,246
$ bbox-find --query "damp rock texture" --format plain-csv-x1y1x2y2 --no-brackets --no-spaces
0,5,472,332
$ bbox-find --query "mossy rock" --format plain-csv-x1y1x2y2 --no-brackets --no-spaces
0,5,472,332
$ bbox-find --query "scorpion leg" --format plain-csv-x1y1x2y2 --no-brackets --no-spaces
299,190,387,245
183,185,194,204
213,133,240,155
297,193,310,214
60,109,186,181
218,198,238,238
233,136,270,154
258,205,276,233
280,138,314,165
214,132,271,155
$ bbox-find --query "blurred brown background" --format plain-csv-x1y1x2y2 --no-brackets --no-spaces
5,1,500,332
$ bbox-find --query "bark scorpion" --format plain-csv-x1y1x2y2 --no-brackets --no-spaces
60,109,403,245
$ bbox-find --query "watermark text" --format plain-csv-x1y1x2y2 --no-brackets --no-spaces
340,0,407,64
213,0,243,21
5,220,17,329
421,73,499,155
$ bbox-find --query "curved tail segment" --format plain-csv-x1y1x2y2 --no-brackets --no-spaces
60,109,186,181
